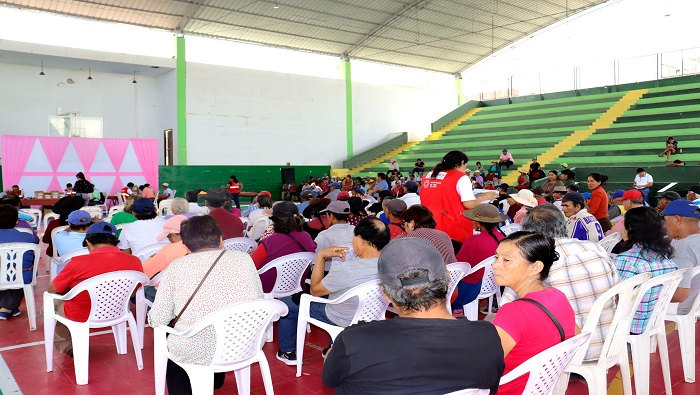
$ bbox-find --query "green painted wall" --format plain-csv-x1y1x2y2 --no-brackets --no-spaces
158,165,331,200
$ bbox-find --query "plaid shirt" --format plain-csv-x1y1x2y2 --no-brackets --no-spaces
613,245,677,334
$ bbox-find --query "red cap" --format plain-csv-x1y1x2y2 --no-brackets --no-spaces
258,191,272,197
337,191,350,201
621,189,643,201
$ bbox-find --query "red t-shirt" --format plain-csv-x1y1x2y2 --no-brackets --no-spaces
388,221,405,239
51,246,144,322
492,288,576,395
209,208,245,239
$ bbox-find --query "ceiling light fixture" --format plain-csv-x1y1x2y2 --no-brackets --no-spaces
87,67,93,80
273,1,279,8
132,70,137,84
39,61,45,76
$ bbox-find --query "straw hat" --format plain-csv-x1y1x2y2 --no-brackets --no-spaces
463,204,508,223
509,189,537,207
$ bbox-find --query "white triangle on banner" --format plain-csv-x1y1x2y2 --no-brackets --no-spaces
57,143,84,173
23,140,52,172
18,175,54,198
89,143,116,173
119,142,142,173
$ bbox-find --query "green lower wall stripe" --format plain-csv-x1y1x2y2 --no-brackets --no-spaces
176,36,187,165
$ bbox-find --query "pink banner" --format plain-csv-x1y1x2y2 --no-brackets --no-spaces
38,137,71,171
102,138,130,172
1,135,36,187
70,138,100,175
131,139,159,187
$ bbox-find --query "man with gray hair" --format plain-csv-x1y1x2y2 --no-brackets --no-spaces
520,204,619,362
322,238,504,394
165,198,197,218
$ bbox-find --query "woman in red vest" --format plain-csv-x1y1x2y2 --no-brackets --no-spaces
421,150,496,253
227,175,243,209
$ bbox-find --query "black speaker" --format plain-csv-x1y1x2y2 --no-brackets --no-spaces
281,168,295,184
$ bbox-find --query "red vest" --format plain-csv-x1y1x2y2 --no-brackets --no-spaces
421,169,473,243
228,182,241,194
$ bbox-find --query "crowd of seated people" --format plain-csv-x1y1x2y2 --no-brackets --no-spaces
2,154,698,395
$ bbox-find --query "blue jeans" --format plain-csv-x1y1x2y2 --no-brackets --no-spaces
278,296,333,352
638,188,650,204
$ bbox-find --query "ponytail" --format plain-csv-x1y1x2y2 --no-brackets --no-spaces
430,150,469,179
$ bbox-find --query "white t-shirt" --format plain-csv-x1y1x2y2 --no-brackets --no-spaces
456,175,476,202
634,174,653,189
188,202,209,214
118,218,168,252
399,193,421,208
673,234,700,315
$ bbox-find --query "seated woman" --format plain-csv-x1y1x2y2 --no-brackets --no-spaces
560,169,576,186
399,204,456,264
453,205,507,313
250,202,316,293
148,215,263,395
515,170,530,191
347,196,371,226
659,136,678,161
542,170,564,201
492,231,576,395
612,207,677,334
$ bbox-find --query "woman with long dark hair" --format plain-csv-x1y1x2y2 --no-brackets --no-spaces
613,207,676,334
586,172,611,233
542,170,564,201
420,150,496,252
72,172,93,205
227,175,243,209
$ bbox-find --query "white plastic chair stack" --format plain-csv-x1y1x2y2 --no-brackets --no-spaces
598,232,622,255
133,243,167,263
258,252,314,341
665,266,700,383
296,279,389,377
44,270,150,385
0,243,41,331
41,212,60,237
82,206,104,219
20,208,41,231
500,223,522,236
158,199,173,217
553,272,651,395
627,269,687,395
499,332,592,395
463,256,500,320
50,247,89,281
153,299,288,395
222,237,258,254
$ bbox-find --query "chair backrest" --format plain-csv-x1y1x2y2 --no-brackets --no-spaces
0,243,41,288
20,208,41,230
682,266,700,318
51,225,70,256
60,270,149,325
446,262,470,311
501,223,522,236
499,332,592,395
579,272,651,368
258,252,314,298
59,248,90,266
469,256,498,298
82,206,103,219
117,193,127,205
43,212,60,233
133,243,167,263
343,280,390,325
634,268,687,336
147,270,166,287
109,205,125,216
158,199,173,217
222,237,258,254
598,232,622,254
248,215,271,241
173,299,288,368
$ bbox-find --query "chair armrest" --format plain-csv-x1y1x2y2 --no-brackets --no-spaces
153,325,185,337
43,291,68,302
300,293,334,306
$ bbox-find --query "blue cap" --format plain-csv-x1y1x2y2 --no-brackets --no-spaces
663,199,700,218
131,197,155,214
86,221,117,236
611,189,625,199
330,182,341,188
67,210,92,225
502,148,507,152
582,192,592,199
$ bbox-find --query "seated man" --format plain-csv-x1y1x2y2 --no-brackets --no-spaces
49,222,144,355
0,205,39,319
164,198,196,219
411,158,425,176
0,195,38,240
561,193,603,242
118,198,166,254
184,190,209,215
161,183,174,199
315,201,355,252
398,180,420,208
54,209,91,257
204,188,244,239
276,218,390,365
499,148,514,170
384,199,406,239
323,238,504,393
663,200,700,314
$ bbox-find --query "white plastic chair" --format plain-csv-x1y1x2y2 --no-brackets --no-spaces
158,199,173,217
108,205,125,216
553,272,651,395
153,299,288,395
463,256,499,320
499,332,591,395
116,193,127,205
0,243,40,331
50,247,89,281
133,243,167,263
296,279,389,377
136,270,167,349
445,262,470,313
20,208,41,231
44,270,150,385
665,266,700,383
223,237,258,254
500,223,522,235
444,389,490,395
598,232,622,254
41,212,60,237
47,224,69,272
247,215,271,241
627,269,688,395
82,206,103,219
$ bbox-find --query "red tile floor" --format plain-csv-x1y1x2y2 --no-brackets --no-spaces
0,245,698,394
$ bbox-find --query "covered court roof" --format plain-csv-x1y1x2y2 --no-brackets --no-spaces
1,0,606,73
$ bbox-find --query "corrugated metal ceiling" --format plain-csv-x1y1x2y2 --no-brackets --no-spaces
0,0,606,73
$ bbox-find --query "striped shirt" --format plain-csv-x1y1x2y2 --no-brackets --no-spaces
397,228,457,265
613,245,677,334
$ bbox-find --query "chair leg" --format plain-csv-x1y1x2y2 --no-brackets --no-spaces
234,365,251,395
183,364,213,395
296,317,308,377
43,315,57,372
136,288,146,349
112,322,128,354
630,334,651,395
463,300,478,321
153,329,169,395
24,285,36,331
656,332,673,395
618,352,633,395
72,326,91,385
257,352,274,395
265,323,273,343
127,314,144,370
676,317,696,383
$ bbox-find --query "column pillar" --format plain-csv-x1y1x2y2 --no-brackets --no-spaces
340,55,353,159
176,35,187,165
454,73,463,106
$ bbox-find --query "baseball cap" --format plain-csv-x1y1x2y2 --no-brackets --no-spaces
320,200,350,214
271,201,298,219
610,189,625,199
131,197,156,215
582,192,592,199
378,238,446,287
497,183,510,192
352,186,365,195
562,193,585,205
258,191,272,197
67,210,92,225
561,163,568,168
337,191,350,201
157,215,188,241
660,191,681,201
300,190,314,200
567,184,580,192
690,186,700,194
532,187,545,196
663,199,700,218
404,181,418,193
385,199,407,216
621,189,643,201
330,182,341,188
86,221,117,236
